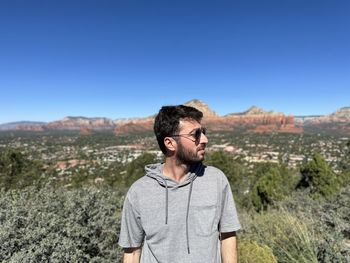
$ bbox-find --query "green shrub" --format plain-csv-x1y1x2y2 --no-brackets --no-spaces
281,188,350,262
0,184,124,262
251,166,284,210
298,153,339,199
339,171,350,186
242,209,318,263
238,239,277,263
0,148,45,190
251,163,298,211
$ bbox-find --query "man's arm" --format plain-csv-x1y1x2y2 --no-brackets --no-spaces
220,231,238,263
122,247,142,263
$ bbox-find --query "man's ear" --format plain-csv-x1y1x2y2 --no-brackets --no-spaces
164,137,176,152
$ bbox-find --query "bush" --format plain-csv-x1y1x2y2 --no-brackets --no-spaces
339,171,350,186
238,239,277,263
298,153,340,199
281,188,350,262
241,209,318,263
0,148,45,190
251,163,298,211
0,184,124,262
251,166,284,211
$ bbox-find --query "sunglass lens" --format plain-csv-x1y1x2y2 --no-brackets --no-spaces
195,128,206,141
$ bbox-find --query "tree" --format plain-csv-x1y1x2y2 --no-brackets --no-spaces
252,165,282,211
298,153,339,199
251,163,299,211
0,148,44,190
339,140,350,173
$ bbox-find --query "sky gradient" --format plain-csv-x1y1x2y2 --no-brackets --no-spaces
0,0,349,124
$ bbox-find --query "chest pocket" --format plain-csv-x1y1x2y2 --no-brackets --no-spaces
190,205,219,237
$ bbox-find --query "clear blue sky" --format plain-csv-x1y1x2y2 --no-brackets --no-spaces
0,0,349,123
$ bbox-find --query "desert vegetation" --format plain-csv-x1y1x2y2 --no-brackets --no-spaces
1,131,349,262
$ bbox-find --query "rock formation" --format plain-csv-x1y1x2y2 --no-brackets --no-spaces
16,125,45,132
184,99,219,118
2,100,349,135
300,107,350,135
79,128,92,136
114,118,154,135
46,117,115,130
114,99,303,135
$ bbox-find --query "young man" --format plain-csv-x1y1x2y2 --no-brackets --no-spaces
118,105,241,263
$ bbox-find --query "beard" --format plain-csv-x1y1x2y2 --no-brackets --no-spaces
176,142,205,166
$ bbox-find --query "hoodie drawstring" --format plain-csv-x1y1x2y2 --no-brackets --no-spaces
158,164,201,255
186,177,194,254
163,178,169,225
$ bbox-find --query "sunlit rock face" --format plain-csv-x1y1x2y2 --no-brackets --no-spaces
3,101,349,135
46,117,115,130
114,99,303,135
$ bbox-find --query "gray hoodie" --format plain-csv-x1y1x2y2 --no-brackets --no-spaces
118,163,241,263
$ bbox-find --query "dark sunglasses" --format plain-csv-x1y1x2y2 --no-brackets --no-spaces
172,127,207,142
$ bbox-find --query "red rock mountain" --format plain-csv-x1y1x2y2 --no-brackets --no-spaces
3,101,349,135
47,117,115,130
304,107,350,124
184,99,219,118
114,117,154,135
114,100,303,134
12,117,117,131
301,107,350,134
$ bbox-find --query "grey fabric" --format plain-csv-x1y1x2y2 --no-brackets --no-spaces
118,163,241,263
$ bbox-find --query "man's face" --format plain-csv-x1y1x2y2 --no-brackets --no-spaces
175,119,208,165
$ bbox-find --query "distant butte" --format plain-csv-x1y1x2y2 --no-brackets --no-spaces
0,99,349,135
184,99,219,118
114,99,303,135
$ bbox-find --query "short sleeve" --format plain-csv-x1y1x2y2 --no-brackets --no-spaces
219,176,241,233
118,193,144,248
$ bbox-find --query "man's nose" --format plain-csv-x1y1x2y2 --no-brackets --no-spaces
200,133,208,144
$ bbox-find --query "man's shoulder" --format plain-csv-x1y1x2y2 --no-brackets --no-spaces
204,165,226,177
128,175,153,193
202,165,230,185
124,176,154,206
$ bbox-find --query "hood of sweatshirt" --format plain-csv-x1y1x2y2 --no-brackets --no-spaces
145,162,203,188
144,162,205,254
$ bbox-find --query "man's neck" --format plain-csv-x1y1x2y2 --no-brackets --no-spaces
163,158,190,183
